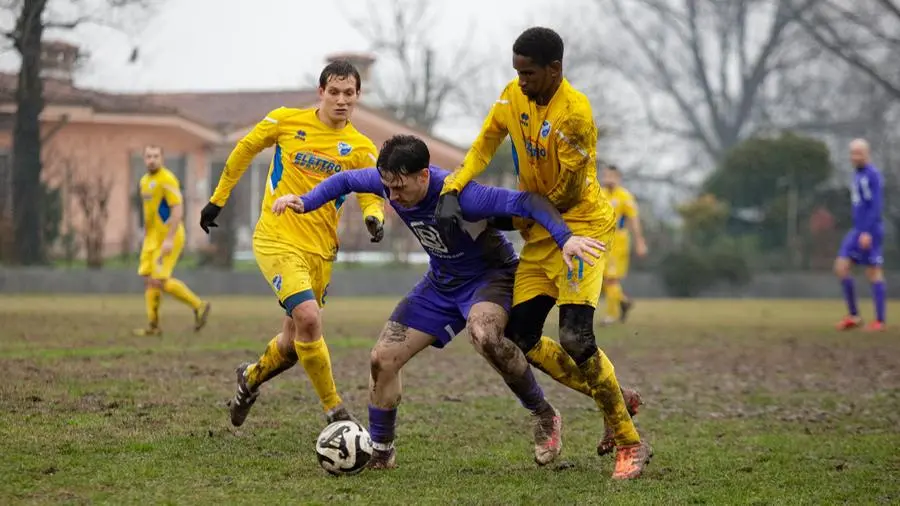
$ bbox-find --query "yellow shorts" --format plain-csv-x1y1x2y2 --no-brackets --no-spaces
606,241,630,279
513,224,615,308
253,235,333,316
138,229,185,280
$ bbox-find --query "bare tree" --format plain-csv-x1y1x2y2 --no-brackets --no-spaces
45,149,113,268
0,0,156,265
793,0,900,100
569,0,839,168
70,170,112,269
343,0,488,134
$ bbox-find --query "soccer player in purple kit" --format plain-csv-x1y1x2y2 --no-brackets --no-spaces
272,134,606,469
835,138,886,332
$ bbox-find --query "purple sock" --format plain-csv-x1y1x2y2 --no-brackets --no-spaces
872,280,886,323
368,405,397,449
505,367,550,414
842,277,858,316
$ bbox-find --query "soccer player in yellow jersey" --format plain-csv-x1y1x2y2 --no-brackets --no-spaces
599,164,647,325
435,27,651,480
199,61,385,426
134,145,211,336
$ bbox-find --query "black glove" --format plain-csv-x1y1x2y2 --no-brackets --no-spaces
435,191,463,246
487,216,515,231
199,202,222,234
365,216,384,243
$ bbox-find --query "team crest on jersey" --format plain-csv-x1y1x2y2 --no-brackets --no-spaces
272,274,282,292
611,199,618,206
520,113,529,127
540,120,552,138
295,130,307,140
337,141,353,156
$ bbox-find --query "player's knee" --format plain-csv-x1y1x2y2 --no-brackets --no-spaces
507,296,555,353
558,305,598,364
290,302,321,341
866,267,883,283
370,344,401,379
467,320,503,353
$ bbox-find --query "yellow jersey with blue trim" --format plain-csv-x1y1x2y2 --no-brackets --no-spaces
139,167,184,243
600,185,638,238
443,78,615,242
209,107,385,260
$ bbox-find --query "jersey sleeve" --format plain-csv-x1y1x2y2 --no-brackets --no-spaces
547,112,597,211
459,182,572,249
623,191,638,219
860,170,883,233
442,84,512,194
161,172,183,207
209,108,286,206
350,141,386,222
300,168,385,214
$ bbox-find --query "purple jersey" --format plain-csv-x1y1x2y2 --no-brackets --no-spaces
839,164,885,266
850,164,883,235
300,166,572,289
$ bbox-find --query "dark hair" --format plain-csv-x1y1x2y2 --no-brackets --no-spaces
606,164,619,173
513,27,564,66
144,144,164,155
377,135,430,177
319,60,361,92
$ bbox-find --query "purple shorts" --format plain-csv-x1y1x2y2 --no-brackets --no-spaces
838,230,883,266
389,268,515,348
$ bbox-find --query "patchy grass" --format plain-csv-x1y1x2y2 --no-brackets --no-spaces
1,296,898,505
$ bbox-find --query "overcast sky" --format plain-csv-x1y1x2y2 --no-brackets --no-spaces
0,0,573,143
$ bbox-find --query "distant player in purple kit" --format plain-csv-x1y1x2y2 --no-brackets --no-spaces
272,135,606,469
835,138,886,332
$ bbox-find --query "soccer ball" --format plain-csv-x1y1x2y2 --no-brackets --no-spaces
315,420,373,476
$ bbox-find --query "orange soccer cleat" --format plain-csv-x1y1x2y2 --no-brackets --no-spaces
835,315,863,331
864,321,886,332
612,441,653,480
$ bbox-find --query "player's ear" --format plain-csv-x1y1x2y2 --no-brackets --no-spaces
549,60,562,78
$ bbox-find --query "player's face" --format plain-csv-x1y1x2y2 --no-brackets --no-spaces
512,55,560,102
380,169,429,208
850,145,869,168
601,169,620,190
143,147,163,172
318,76,359,124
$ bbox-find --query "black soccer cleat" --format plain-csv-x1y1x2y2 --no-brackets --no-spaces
228,363,259,427
619,298,634,322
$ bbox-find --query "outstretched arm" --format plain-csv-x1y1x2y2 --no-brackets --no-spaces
298,169,385,213
459,183,572,249
210,109,284,206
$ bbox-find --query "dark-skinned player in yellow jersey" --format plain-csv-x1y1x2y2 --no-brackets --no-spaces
435,27,651,480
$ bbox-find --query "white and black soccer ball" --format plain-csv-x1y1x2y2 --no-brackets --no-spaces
315,420,373,476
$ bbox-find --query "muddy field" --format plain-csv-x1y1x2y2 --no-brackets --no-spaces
1,296,898,505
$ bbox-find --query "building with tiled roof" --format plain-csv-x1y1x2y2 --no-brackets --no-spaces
0,44,467,260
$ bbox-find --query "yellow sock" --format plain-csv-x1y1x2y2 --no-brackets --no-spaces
246,334,298,389
163,278,203,310
526,336,593,397
580,349,640,446
294,337,342,412
145,287,161,326
605,281,622,319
